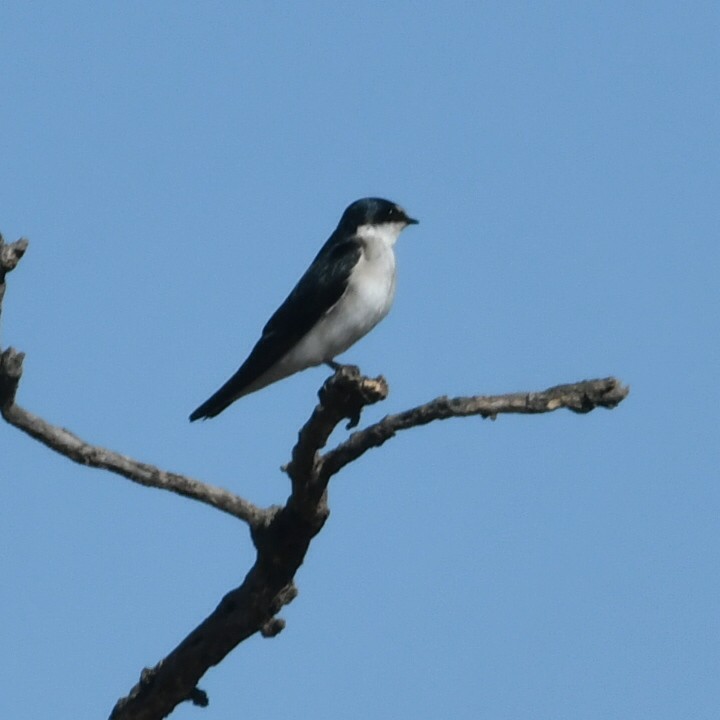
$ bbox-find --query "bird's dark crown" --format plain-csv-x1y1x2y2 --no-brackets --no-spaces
338,197,418,231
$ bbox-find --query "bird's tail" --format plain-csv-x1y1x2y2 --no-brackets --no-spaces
189,374,245,421
189,338,291,421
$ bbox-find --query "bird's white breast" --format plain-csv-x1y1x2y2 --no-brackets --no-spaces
279,223,401,370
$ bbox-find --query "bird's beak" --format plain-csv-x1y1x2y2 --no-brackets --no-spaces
405,216,419,226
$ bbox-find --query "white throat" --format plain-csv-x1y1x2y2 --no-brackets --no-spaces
356,221,407,249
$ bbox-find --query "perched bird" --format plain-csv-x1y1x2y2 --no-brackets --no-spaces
189,197,418,421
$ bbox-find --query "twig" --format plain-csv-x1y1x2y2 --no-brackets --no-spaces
0,364,267,525
318,377,629,481
0,240,266,526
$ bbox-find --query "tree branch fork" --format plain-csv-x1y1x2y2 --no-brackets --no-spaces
0,234,629,720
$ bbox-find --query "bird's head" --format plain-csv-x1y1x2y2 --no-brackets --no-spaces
338,198,418,242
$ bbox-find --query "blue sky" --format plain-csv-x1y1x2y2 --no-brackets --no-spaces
1,2,718,718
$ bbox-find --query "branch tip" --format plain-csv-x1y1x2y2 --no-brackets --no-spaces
0,236,29,273
322,365,388,428
286,364,390,488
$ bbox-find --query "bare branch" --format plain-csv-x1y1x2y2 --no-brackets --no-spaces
284,365,388,504
108,369,387,720
319,377,629,481
0,240,265,525
0,351,266,526
109,565,299,720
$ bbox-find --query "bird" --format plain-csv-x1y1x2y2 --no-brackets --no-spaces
189,197,418,421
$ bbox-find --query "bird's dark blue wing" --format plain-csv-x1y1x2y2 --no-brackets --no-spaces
189,237,362,420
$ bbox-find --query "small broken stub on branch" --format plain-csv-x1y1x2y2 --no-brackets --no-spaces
320,364,389,429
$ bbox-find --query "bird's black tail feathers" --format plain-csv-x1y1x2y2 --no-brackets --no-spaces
189,374,244,421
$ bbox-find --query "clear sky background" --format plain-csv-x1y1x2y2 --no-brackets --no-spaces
1,2,718,719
